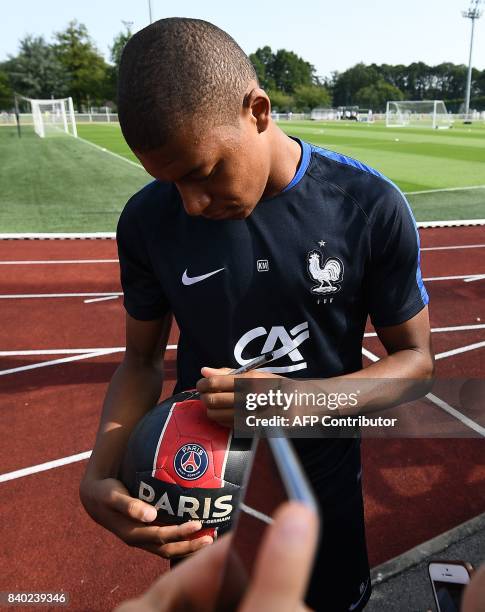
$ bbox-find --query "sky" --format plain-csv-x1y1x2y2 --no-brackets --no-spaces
2,0,485,78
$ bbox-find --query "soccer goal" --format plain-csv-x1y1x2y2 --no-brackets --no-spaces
386,100,452,129
25,97,78,138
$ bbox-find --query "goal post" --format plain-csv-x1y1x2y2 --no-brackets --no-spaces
23,97,77,138
386,100,452,129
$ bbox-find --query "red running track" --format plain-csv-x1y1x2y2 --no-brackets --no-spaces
0,226,484,610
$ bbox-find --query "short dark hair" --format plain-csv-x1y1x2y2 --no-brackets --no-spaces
118,18,258,152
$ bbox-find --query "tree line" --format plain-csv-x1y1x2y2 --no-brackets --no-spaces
1,21,484,113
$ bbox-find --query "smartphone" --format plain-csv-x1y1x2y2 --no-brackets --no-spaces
428,561,472,612
215,433,320,611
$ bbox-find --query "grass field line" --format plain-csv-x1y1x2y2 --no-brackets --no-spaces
405,184,485,195
74,133,145,171
362,346,485,437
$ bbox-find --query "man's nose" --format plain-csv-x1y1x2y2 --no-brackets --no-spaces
176,184,211,216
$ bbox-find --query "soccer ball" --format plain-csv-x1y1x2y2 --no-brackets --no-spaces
119,390,252,537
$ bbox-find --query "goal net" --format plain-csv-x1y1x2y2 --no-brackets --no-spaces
25,97,77,138
386,100,452,129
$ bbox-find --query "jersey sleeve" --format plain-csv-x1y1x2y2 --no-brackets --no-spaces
116,199,170,321
366,184,429,327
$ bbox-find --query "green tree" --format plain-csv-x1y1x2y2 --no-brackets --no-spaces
355,80,404,111
268,89,294,112
105,26,133,105
110,27,132,72
272,49,315,93
0,70,14,110
249,46,275,90
293,84,331,111
3,35,68,100
332,63,379,106
54,20,109,110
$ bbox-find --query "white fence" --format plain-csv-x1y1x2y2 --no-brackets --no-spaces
2,110,485,126
0,111,119,125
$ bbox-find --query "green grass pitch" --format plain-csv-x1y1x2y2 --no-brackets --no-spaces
1,120,484,232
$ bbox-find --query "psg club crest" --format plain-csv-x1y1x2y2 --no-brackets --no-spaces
307,246,344,296
174,443,209,481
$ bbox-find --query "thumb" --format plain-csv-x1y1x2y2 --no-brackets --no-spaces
201,366,233,377
240,501,319,612
98,478,158,523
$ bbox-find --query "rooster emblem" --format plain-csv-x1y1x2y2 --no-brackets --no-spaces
307,250,344,294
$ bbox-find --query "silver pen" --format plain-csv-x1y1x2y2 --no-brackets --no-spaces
189,351,275,400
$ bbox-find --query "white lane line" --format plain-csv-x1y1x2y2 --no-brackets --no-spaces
434,341,485,361
363,340,485,361
421,244,485,252
2,221,482,240
464,274,485,283
425,393,485,437
84,295,119,304
0,232,116,240
1,339,480,483
429,323,484,333
0,451,92,483
405,185,485,195
0,259,118,265
0,345,178,357
0,246,480,265
363,323,485,338
3,273,482,301
1,273,481,300
0,292,123,299
361,347,485,437
0,349,123,376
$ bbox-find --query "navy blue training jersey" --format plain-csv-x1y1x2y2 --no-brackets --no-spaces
117,138,428,398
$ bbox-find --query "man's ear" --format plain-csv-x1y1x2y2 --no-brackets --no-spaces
243,87,271,133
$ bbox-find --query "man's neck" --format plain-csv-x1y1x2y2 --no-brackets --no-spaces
261,124,303,200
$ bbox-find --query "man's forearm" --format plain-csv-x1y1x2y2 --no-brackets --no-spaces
84,357,163,480
287,348,434,418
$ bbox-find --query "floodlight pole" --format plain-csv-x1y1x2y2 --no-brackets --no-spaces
148,0,153,24
462,0,482,120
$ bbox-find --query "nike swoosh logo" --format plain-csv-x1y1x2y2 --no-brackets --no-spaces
182,267,225,286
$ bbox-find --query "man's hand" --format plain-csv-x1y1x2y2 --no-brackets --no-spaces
79,476,213,559
196,366,281,427
115,501,318,612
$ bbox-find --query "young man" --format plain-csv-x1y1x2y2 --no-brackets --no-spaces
80,18,433,611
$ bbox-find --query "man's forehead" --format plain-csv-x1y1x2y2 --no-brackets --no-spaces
136,123,240,179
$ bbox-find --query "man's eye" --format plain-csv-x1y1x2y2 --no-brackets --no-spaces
193,164,219,182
